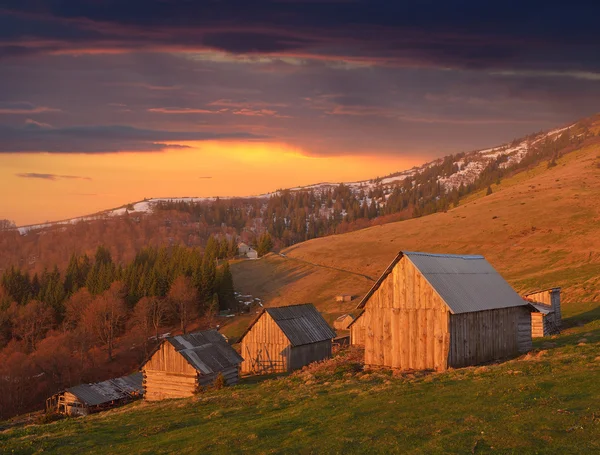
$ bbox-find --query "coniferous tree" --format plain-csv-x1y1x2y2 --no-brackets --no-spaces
216,262,236,311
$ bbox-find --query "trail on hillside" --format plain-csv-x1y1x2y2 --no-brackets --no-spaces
277,253,375,282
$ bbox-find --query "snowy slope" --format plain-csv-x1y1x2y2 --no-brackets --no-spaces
15,122,575,235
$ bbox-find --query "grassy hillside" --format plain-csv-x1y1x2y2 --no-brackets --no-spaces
2,301,600,454
231,140,600,330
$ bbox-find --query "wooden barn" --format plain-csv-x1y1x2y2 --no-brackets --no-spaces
349,252,532,371
141,330,243,401
239,304,337,375
46,373,143,416
523,288,562,337
335,294,353,302
334,314,354,330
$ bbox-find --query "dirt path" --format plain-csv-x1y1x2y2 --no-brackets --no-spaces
277,253,375,282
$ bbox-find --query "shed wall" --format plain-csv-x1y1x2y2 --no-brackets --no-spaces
289,340,332,371
526,290,562,328
143,342,199,401
240,312,290,374
448,306,531,368
360,257,451,371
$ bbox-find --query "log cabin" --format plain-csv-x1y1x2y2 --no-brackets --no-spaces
349,251,532,371
141,330,243,401
523,288,561,337
239,304,337,375
46,373,143,416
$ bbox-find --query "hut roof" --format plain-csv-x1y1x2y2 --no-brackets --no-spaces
159,330,243,375
355,251,528,315
527,302,554,314
65,372,143,406
241,304,336,347
336,314,353,321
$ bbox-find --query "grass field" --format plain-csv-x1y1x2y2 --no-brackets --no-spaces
2,301,600,454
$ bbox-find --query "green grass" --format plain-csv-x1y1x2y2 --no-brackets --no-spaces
3,304,600,455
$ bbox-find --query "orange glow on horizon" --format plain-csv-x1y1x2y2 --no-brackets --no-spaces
1,141,427,226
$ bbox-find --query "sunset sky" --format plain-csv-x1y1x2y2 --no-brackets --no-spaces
2,1,600,225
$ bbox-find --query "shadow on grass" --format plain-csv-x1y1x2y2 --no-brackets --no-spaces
563,306,600,327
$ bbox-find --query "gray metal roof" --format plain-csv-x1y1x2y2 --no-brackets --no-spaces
265,304,337,346
166,330,243,375
67,372,143,406
356,251,528,315
528,302,554,314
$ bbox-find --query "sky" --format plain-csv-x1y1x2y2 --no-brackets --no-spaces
1,1,600,225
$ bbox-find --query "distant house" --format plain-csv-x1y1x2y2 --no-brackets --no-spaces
46,373,143,416
141,330,243,401
239,304,337,375
350,252,532,371
238,242,250,255
523,288,562,337
335,294,353,302
333,314,354,330
246,248,259,259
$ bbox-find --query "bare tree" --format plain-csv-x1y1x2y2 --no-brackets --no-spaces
82,282,127,360
0,219,16,231
63,288,93,331
12,300,54,351
168,276,197,334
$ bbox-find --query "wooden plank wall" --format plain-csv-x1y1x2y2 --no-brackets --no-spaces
531,312,546,338
526,290,562,328
289,340,332,371
143,342,199,401
350,315,366,346
240,313,290,374
448,306,531,368
198,365,240,387
362,257,451,371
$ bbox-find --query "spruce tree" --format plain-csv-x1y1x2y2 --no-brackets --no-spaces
217,262,236,311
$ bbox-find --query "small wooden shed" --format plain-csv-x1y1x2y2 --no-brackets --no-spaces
334,314,354,330
349,252,532,371
141,330,243,401
523,288,561,337
239,304,337,375
46,373,143,416
335,294,353,302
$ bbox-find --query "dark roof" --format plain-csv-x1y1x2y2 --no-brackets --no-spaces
241,304,336,347
528,302,554,314
355,251,528,315
66,372,143,406
163,330,243,375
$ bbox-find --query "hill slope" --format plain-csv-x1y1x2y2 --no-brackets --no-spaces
3,321,600,454
230,139,600,333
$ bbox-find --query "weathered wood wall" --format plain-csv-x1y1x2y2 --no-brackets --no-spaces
334,315,354,330
289,340,332,371
350,314,367,346
198,366,240,387
448,306,531,368
531,312,548,338
240,313,290,374
143,342,198,401
361,257,451,371
526,289,562,328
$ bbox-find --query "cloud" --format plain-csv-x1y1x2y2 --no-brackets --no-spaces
198,176,212,179
15,173,92,181
0,124,267,153
147,107,222,114
0,102,60,115
2,2,600,73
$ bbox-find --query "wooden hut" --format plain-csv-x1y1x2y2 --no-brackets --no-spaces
523,288,561,337
335,294,353,302
334,314,354,330
46,373,143,416
349,252,532,371
239,304,337,375
141,330,243,401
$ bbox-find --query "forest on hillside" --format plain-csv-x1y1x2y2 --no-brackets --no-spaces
0,238,238,420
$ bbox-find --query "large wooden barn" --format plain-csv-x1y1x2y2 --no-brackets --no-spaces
239,304,336,375
523,287,562,337
141,330,243,401
46,373,143,416
349,251,532,371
